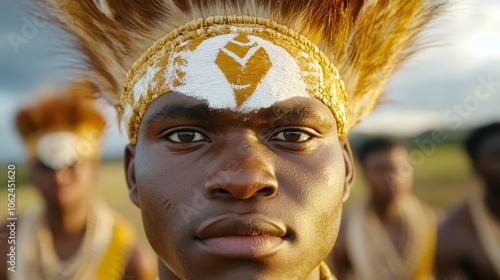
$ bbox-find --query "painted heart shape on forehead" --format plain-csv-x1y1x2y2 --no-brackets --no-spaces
215,34,273,107
121,19,349,144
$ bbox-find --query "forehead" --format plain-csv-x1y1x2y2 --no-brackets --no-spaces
123,23,348,143
132,33,318,113
141,92,335,128
178,33,312,111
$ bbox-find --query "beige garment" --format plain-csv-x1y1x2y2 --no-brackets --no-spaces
469,194,500,278
10,202,130,280
345,195,436,280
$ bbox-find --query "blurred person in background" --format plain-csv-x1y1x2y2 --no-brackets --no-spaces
331,137,437,280
435,122,500,279
0,82,157,280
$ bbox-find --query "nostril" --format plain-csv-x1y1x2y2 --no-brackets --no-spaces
256,186,277,198
212,188,231,196
207,185,277,199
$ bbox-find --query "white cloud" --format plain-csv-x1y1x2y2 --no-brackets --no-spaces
352,111,443,137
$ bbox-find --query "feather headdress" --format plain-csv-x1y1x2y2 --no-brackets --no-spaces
36,0,443,143
16,81,106,168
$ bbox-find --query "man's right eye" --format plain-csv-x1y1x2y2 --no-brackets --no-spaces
165,130,209,143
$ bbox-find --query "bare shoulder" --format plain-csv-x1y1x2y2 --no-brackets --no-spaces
435,202,473,279
438,202,474,253
439,202,474,242
123,242,158,280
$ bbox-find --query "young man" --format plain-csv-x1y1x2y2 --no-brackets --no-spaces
436,122,500,279
331,137,437,280
0,84,156,280
37,0,444,279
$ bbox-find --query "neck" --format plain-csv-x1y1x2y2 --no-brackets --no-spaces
484,188,500,221
158,261,322,280
45,202,89,237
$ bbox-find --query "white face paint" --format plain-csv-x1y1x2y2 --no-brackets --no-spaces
36,132,80,169
131,32,319,113
133,65,160,104
123,22,345,143
176,34,310,111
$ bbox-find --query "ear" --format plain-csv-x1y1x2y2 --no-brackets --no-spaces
124,144,140,207
341,139,355,202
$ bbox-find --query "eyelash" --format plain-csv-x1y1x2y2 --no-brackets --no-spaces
163,129,211,143
270,128,314,143
162,128,315,146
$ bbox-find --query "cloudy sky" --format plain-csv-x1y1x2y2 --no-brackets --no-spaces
1,0,499,163
352,0,500,134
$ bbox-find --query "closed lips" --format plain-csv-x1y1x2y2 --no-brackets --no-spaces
195,213,288,258
196,214,287,239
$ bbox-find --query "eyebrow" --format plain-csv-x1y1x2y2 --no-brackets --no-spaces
263,105,318,120
261,105,334,131
143,102,329,127
143,103,215,126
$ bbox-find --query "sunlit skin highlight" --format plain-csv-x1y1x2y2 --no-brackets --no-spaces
125,92,354,280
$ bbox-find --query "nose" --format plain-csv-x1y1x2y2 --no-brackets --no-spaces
54,167,72,186
204,139,278,200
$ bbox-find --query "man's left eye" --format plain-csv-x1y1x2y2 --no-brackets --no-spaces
167,130,207,143
272,130,311,142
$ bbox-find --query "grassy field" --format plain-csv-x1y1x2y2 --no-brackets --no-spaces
0,161,147,241
0,143,483,244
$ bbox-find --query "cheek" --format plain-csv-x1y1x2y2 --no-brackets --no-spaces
74,165,97,192
134,144,205,260
135,145,202,213
32,172,54,195
280,143,345,247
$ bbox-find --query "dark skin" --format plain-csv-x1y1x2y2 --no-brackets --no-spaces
125,92,355,280
0,160,156,280
330,146,413,279
435,133,500,280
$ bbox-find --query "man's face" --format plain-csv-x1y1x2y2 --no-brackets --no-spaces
362,146,413,204
125,92,353,280
474,132,500,190
30,159,98,210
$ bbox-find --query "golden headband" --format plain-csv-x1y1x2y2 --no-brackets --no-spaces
121,16,348,144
